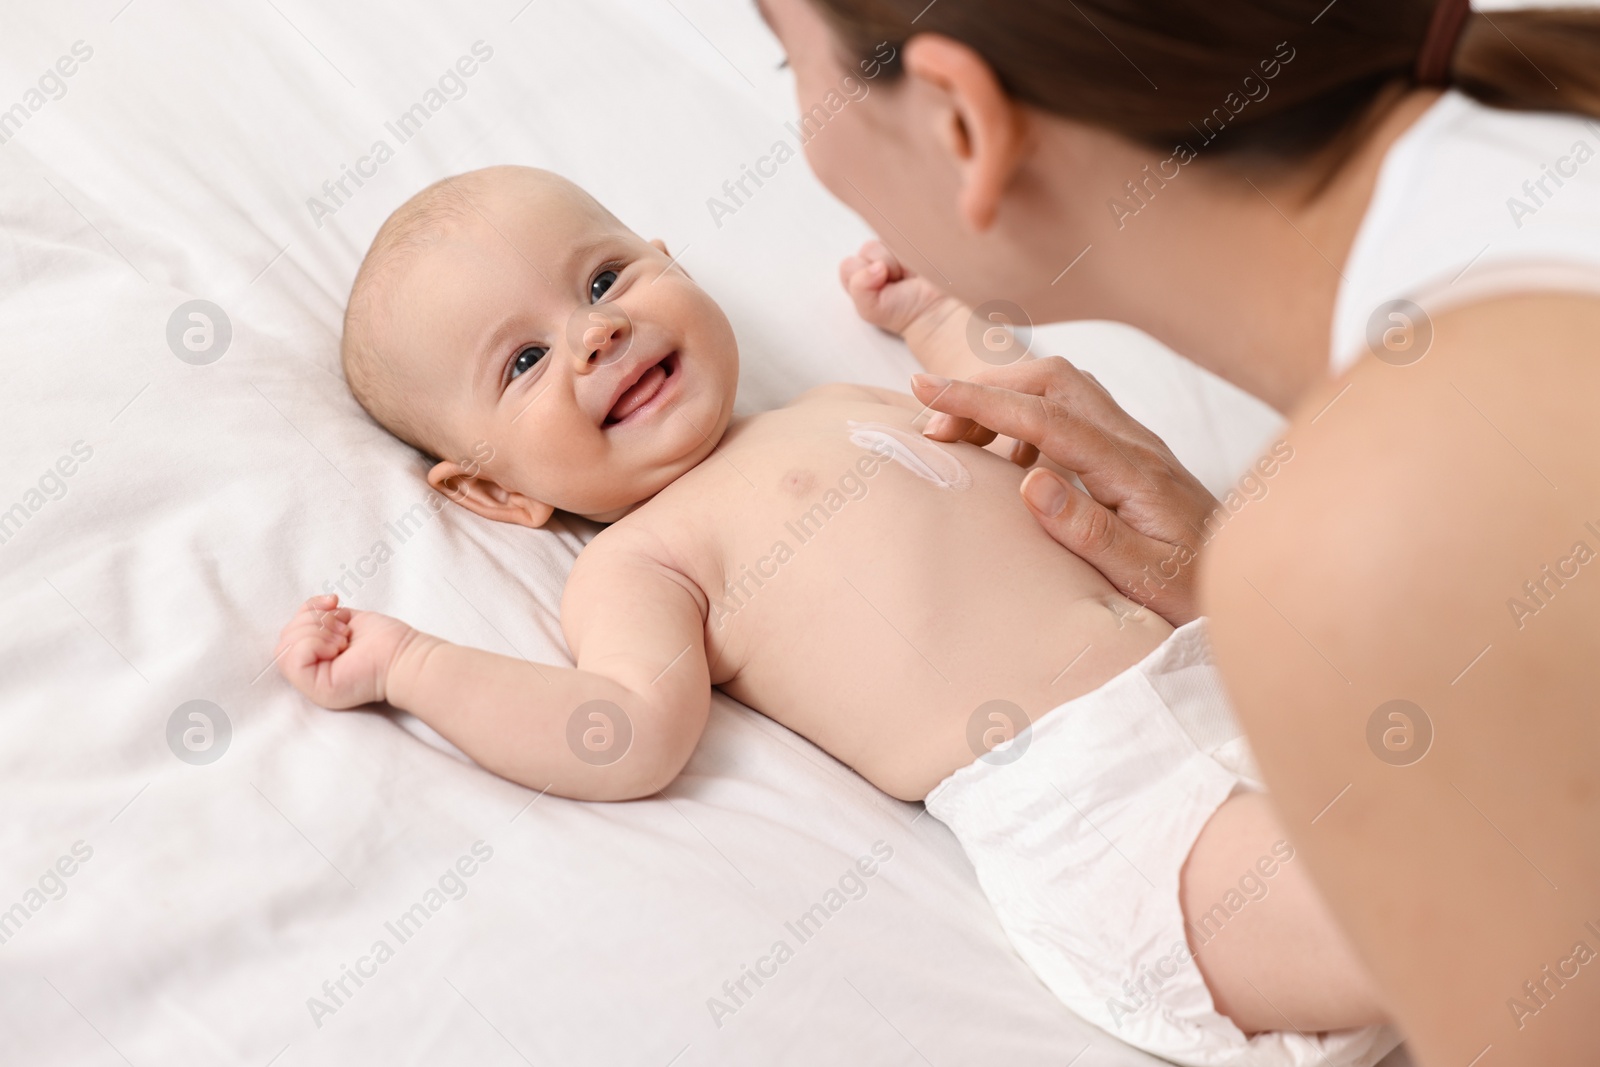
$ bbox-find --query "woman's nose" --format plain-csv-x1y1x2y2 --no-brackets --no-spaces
568,304,632,372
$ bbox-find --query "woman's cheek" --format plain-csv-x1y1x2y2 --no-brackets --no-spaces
799,120,833,184
801,123,860,210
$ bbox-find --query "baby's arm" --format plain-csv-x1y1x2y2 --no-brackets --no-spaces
275,545,710,801
840,240,1021,383
841,241,1042,468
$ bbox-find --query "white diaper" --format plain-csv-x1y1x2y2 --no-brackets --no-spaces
924,619,1400,1067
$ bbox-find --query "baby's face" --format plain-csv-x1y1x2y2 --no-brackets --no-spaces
385,175,739,522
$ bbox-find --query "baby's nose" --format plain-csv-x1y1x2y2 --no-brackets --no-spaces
568,304,632,370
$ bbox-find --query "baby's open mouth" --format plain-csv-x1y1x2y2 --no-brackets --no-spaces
604,351,679,426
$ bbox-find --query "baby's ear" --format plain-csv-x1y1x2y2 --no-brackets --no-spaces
427,458,554,528
649,237,693,281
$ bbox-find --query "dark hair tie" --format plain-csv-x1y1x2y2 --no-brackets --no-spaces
1415,0,1473,86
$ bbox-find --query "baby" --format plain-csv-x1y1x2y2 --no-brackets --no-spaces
276,166,1391,1067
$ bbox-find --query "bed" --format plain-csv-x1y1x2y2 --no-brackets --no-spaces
0,1,1407,1063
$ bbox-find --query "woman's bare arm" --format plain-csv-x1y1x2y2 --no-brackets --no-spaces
1204,292,1600,1064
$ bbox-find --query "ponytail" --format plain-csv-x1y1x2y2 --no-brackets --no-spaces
1455,8,1600,122
806,1,1600,162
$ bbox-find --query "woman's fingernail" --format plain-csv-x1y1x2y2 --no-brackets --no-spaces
911,373,950,391
1022,469,1068,518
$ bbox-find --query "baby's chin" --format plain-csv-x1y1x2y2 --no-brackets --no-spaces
567,431,733,524
576,499,649,524
566,483,672,524
568,477,690,525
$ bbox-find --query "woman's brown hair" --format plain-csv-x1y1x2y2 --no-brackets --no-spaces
806,1,1600,161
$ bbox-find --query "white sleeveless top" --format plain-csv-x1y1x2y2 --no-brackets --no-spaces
1331,90,1600,374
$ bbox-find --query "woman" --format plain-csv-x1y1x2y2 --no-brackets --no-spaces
761,0,1600,1063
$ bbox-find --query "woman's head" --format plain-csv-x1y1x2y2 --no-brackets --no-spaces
761,0,1600,319
797,0,1600,152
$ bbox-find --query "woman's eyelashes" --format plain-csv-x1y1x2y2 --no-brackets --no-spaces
508,344,548,382
589,268,619,303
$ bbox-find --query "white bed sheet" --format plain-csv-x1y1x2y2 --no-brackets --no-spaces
0,1,1365,1064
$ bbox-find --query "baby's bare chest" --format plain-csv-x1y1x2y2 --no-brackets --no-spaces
588,395,1165,799
632,397,1115,672
659,396,1016,567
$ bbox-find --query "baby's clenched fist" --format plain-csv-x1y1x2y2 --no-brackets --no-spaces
839,240,953,338
275,594,414,710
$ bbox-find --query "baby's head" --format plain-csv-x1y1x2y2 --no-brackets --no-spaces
342,165,739,526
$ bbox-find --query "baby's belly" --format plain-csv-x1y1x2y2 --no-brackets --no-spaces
702,421,1173,801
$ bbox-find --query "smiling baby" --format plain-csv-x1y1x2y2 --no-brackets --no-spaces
276,165,1391,1066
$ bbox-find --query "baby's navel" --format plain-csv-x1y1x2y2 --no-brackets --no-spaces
847,421,972,491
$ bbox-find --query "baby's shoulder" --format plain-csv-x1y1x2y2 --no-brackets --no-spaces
566,515,705,604
573,512,681,574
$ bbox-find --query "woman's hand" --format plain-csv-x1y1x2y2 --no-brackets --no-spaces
911,358,1221,626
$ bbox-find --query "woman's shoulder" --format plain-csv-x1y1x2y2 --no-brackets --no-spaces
1206,290,1600,677
1332,94,1600,375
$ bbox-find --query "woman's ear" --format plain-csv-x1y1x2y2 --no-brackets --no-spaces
902,33,1031,232
427,458,554,528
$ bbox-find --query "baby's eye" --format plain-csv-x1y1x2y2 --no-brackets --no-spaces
509,345,547,381
590,269,618,303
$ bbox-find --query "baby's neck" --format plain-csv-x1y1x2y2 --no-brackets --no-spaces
572,413,751,524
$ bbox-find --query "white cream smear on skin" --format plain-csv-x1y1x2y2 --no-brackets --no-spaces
847,421,972,490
